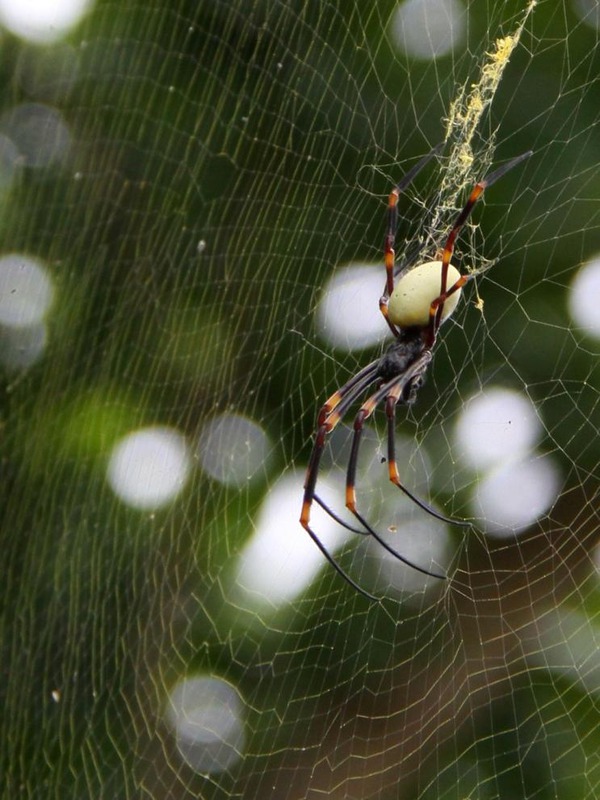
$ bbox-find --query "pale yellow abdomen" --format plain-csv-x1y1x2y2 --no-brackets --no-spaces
388,260,462,328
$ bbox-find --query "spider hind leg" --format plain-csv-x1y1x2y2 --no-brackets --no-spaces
343,363,456,581
300,515,380,601
385,391,470,529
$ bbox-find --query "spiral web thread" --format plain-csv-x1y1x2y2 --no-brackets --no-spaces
1,1,600,798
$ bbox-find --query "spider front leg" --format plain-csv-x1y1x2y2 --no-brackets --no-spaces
428,150,533,340
381,145,443,338
428,271,471,342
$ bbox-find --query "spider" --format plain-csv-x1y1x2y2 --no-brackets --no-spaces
300,146,532,599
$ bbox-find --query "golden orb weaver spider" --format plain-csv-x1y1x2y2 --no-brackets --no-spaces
300,146,532,599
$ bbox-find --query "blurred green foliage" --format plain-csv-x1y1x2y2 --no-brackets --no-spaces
1,1,600,798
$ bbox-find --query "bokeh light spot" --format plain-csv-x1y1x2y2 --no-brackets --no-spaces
0,134,20,189
0,253,54,328
473,455,561,537
316,263,389,351
235,472,351,605
573,0,600,31
166,676,245,775
368,515,452,596
0,0,93,43
454,388,542,471
0,323,47,370
391,0,467,60
107,427,191,510
568,253,600,338
0,103,71,167
197,414,271,486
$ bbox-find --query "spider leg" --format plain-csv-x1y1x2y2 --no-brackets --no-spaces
313,493,365,535
302,427,379,600
301,363,379,520
300,364,381,599
426,150,533,343
301,513,379,601
317,360,380,426
385,375,470,528
344,354,447,579
380,144,443,338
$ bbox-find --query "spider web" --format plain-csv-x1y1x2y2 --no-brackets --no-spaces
1,1,600,798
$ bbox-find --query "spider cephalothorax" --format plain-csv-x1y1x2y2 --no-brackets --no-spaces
377,330,426,403
301,147,532,599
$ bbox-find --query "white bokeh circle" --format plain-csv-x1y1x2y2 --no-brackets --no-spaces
316,263,389,351
568,254,600,338
391,0,467,60
0,103,71,167
107,426,191,510
473,455,561,537
197,414,271,487
0,0,93,42
166,676,245,775
0,253,54,328
454,387,542,471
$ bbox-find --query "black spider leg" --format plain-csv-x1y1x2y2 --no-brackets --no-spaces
345,352,447,580
430,149,534,342
311,361,390,536
299,522,379,601
381,143,444,338
393,142,444,205
385,370,471,528
312,494,365,535
315,359,381,426
300,361,382,599
391,147,447,283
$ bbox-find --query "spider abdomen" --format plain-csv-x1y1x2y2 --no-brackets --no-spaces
388,260,462,328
